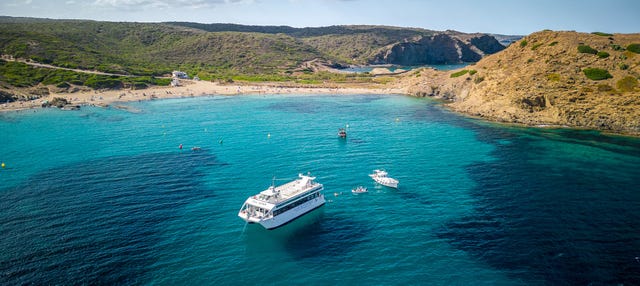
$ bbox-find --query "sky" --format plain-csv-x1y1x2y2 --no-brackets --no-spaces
1,0,639,35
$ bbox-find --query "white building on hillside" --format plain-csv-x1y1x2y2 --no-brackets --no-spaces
172,71,189,79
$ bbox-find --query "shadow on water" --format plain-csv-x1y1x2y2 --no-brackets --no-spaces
265,94,387,115
78,110,126,122
0,151,226,285
267,100,322,114
243,207,372,263
348,94,386,104
436,126,640,284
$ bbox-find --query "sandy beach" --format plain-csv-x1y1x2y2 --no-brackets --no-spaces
0,80,407,112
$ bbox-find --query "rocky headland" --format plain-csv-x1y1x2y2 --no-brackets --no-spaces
404,30,640,135
372,32,505,65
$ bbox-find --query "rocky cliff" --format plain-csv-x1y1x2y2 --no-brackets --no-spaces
373,33,505,65
403,30,640,135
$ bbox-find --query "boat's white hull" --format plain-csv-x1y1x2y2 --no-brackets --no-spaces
373,177,398,189
239,195,326,230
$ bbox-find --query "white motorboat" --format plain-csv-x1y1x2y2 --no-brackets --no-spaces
351,186,368,193
369,169,399,189
238,173,325,230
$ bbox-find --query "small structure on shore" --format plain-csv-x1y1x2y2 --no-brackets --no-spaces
172,71,189,79
171,78,180,87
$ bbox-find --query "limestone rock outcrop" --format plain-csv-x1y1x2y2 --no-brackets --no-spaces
373,33,505,65
403,30,640,135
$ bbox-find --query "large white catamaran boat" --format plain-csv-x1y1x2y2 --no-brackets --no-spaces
238,173,325,230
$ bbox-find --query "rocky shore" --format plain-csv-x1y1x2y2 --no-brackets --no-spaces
404,30,640,136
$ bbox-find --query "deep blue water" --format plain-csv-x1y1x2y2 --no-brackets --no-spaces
1,94,639,285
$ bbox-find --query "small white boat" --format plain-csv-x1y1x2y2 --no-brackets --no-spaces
351,186,368,193
369,169,399,189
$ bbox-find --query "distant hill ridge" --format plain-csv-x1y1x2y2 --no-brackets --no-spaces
168,21,507,65
0,16,506,77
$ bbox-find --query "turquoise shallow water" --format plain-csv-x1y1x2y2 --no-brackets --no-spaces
1,94,640,285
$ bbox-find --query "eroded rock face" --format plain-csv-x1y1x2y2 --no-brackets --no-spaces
373,34,505,65
0,90,16,103
470,35,507,54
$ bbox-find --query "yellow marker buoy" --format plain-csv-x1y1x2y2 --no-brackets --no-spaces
1,162,5,168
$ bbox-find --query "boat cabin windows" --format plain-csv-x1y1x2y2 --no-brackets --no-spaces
245,205,270,217
272,191,321,216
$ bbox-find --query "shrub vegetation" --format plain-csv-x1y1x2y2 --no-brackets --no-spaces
0,60,170,89
592,32,613,37
450,70,470,78
597,51,610,58
531,43,543,50
583,68,612,80
627,44,640,54
520,40,528,48
578,45,598,54
546,73,561,81
617,76,638,92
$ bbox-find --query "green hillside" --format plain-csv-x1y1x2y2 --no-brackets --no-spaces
0,17,505,94
0,18,322,77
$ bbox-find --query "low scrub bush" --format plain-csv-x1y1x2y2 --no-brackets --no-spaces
623,51,636,59
546,73,561,81
549,41,559,46
583,68,612,80
578,45,598,54
617,76,638,92
520,40,528,48
450,70,469,78
531,43,543,50
611,44,623,51
627,43,640,54
592,32,613,37
84,75,123,89
597,51,610,58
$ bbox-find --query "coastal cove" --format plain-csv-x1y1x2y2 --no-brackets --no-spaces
1,94,640,285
